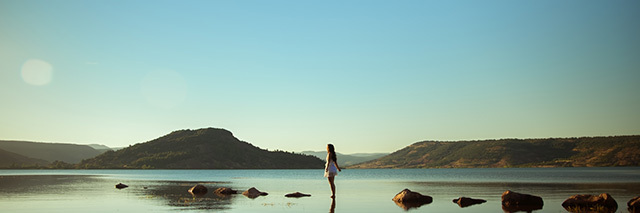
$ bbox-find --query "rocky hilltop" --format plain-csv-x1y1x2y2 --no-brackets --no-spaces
350,136,640,168
78,128,324,169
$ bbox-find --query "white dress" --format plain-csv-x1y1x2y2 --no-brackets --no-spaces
324,154,338,177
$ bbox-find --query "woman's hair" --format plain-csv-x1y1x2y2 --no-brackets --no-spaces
327,144,337,162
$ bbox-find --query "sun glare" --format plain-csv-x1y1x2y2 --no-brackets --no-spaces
21,59,53,86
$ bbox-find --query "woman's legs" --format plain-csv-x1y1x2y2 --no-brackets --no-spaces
328,176,336,198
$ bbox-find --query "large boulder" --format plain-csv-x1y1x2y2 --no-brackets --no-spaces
188,184,208,196
214,187,237,195
501,190,543,212
629,196,640,213
242,187,268,198
453,197,486,208
562,193,617,212
285,192,311,198
392,189,432,210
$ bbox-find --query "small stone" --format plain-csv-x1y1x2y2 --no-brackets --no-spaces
501,190,543,212
562,193,617,212
285,192,311,198
629,196,640,213
453,197,486,208
214,187,237,195
242,187,268,198
392,189,432,210
115,183,128,189
188,184,208,196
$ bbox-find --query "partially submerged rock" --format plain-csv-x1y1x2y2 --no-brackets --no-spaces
214,187,237,195
285,192,311,198
242,187,268,198
453,197,486,208
392,189,432,210
188,184,208,196
501,190,543,212
115,183,128,189
629,196,640,213
562,193,617,213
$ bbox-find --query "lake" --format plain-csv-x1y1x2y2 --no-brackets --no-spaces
1,168,639,212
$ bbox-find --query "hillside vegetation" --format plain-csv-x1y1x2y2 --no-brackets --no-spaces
349,136,640,168
0,141,103,164
0,148,50,168
78,128,324,169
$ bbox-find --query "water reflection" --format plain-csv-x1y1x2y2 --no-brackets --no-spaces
329,198,335,213
0,175,96,194
132,181,235,210
501,204,543,213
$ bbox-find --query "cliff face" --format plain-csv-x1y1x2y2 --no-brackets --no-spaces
350,136,640,169
78,128,324,169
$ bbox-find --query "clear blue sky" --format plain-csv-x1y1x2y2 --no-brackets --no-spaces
1,0,639,154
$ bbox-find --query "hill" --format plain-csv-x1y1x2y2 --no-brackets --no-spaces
301,151,388,166
0,148,50,168
78,128,324,169
349,136,640,168
86,144,117,153
0,140,103,164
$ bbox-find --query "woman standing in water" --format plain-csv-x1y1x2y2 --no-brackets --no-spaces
324,144,342,198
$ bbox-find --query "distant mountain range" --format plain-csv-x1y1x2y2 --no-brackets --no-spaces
0,140,111,167
301,151,388,166
0,148,50,168
77,128,324,169
2,130,638,169
349,136,640,168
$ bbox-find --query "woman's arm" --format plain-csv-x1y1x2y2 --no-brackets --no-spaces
334,161,342,172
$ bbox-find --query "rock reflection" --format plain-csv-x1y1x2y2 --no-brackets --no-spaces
135,181,235,210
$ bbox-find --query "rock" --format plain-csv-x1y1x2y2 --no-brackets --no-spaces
242,187,268,198
562,193,617,212
453,197,486,208
501,190,543,212
214,187,237,195
392,189,432,210
285,192,311,198
630,196,640,213
115,183,128,189
188,184,208,196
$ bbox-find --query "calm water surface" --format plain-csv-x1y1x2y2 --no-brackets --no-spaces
1,168,639,212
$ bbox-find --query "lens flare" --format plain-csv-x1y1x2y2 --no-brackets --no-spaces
21,59,53,86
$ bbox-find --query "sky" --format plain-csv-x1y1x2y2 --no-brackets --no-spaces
1,0,639,154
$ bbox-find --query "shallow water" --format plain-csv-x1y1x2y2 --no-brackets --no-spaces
0,168,639,212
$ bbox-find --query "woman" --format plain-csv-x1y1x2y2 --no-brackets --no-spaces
324,144,342,198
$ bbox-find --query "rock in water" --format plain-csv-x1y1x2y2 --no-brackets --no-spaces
392,189,432,210
214,187,237,195
242,187,268,198
115,183,128,189
562,193,618,212
453,197,486,208
285,192,311,198
501,190,543,212
188,184,208,196
629,196,640,213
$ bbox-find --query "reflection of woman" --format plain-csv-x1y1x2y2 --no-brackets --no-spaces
329,197,336,213
324,144,342,198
